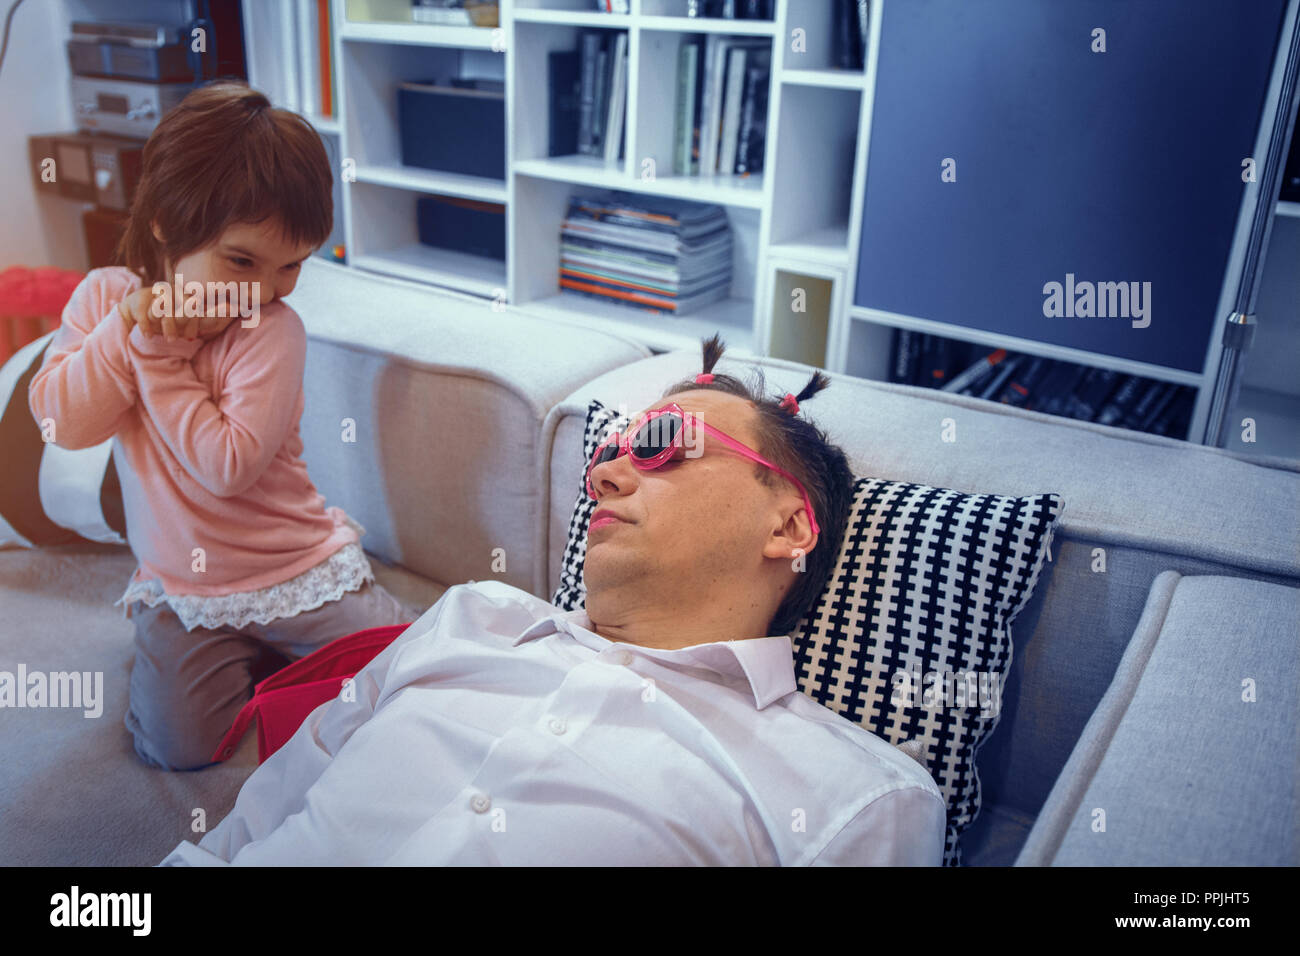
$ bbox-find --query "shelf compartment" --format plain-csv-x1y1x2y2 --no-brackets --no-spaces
350,181,506,298
511,20,629,170
846,323,1201,441
634,28,772,197
767,267,835,368
849,307,1205,389
510,174,760,353
340,39,505,173
768,83,858,254
782,0,866,72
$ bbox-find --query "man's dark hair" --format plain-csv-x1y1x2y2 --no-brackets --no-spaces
661,334,854,635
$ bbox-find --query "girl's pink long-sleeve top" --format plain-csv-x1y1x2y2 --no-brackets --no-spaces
28,267,358,596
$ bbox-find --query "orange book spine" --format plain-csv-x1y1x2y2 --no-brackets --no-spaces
317,0,332,116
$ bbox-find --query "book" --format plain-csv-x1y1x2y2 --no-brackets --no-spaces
942,347,1008,394
979,354,1024,401
1063,368,1121,421
719,43,764,175
734,47,770,175
1094,374,1145,427
919,335,955,387
577,31,603,155
1130,382,1178,432
688,34,709,173
1119,380,1167,430
591,42,609,153
558,190,733,316
1149,388,1195,439
1023,361,1066,412
317,0,332,116
548,51,581,156
674,37,703,175
890,329,923,385
603,33,629,162
1035,364,1088,416
412,1,474,25
835,0,865,69
996,356,1050,406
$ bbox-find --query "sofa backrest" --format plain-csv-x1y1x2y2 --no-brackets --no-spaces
284,258,650,596
544,351,1300,821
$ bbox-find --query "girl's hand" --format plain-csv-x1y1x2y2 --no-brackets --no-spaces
118,286,194,341
118,285,241,341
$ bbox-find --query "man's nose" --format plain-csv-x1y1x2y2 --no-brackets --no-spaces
589,451,638,499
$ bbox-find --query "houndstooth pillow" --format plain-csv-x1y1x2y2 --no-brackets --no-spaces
552,400,630,610
791,479,1062,866
553,399,1062,866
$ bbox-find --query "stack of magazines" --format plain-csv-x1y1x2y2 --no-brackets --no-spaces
559,190,732,316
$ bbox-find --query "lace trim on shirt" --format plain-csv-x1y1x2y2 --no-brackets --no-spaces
115,541,375,632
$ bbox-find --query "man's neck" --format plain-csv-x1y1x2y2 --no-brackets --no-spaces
585,593,774,650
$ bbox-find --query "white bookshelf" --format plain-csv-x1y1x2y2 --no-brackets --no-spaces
243,0,1299,453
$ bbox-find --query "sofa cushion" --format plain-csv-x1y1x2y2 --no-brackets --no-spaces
1016,571,1300,865
0,332,126,549
551,400,1063,866
0,540,444,865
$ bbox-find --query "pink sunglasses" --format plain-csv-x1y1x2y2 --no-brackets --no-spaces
585,402,820,536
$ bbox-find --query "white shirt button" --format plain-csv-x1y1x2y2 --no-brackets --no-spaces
548,717,567,735
470,792,491,813
615,650,633,666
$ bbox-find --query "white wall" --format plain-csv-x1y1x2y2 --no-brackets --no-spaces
0,0,84,271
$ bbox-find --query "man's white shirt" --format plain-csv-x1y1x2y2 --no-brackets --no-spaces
160,581,945,865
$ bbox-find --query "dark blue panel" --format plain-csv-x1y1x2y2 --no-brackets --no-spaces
854,0,1287,373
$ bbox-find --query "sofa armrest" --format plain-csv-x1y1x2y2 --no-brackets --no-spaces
286,259,650,596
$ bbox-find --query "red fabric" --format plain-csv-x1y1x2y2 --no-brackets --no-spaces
212,623,410,765
0,266,84,364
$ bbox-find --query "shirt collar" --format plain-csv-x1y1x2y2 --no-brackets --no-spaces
513,608,797,710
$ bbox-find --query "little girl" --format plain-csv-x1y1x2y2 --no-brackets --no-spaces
28,82,418,771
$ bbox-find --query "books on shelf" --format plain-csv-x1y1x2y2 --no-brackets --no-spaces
833,0,869,70
887,331,1197,439
292,0,335,119
550,31,627,161
558,189,732,316
675,35,770,177
590,1,774,18
412,1,498,26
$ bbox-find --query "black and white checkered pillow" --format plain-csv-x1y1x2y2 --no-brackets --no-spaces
0,332,127,548
552,401,630,609
553,400,1062,866
792,478,1062,866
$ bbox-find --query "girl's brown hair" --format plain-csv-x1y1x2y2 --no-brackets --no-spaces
115,81,333,284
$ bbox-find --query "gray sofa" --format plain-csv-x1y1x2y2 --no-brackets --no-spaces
2,258,1296,866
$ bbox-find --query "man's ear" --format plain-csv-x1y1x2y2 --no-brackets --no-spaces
761,501,817,562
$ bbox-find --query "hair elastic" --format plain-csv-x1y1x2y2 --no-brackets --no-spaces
694,373,715,384
779,393,800,415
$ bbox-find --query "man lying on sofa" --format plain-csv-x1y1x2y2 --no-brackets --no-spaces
160,336,946,866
